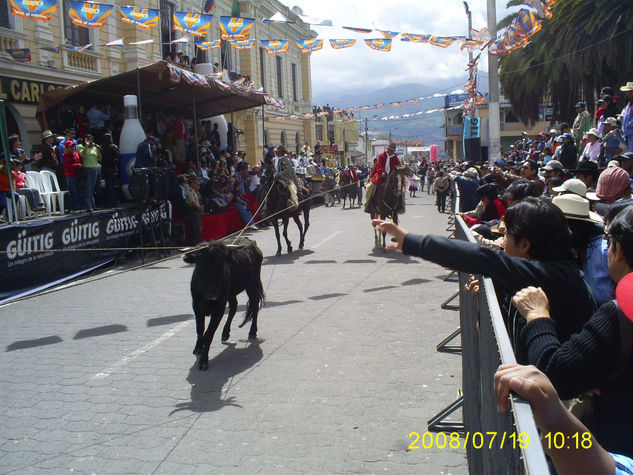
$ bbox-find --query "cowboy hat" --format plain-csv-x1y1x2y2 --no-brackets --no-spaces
41,130,54,140
387,142,397,152
620,81,633,92
552,194,602,223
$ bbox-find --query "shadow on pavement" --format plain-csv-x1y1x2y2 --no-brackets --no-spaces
147,314,193,327
262,249,314,265
401,278,432,286
304,259,338,264
6,335,63,352
265,299,303,308
171,341,264,414
368,249,418,264
74,324,128,340
363,285,399,293
308,292,347,301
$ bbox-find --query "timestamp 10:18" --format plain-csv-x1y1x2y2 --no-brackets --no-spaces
543,432,592,450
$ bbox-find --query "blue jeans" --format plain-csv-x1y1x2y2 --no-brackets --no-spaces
67,176,82,211
234,201,254,226
83,167,98,211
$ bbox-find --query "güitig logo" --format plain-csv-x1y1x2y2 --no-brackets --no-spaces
106,212,138,234
23,0,43,13
6,229,54,260
62,219,100,245
81,4,101,20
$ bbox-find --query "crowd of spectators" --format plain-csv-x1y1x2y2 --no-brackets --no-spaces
312,104,354,119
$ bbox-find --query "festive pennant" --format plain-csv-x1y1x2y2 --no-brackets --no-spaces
68,2,113,28
173,11,212,37
523,0,553,19
219,16,255,40
5,48,31,62
460,38,481,51
378,30,399,39
296,39,323,53
342,26,372,33
129,39,154,45
195,40,221,50
10,0,57,22
168,37,188,44
119,6,160,30
39,46,61,53
99,38,123,46
228,39,255,49
400,33,430,43
430,36,459,48
364,38,392,52
329,39,356,49
203,0,214,13
263,12,295,24
261,39,289,55
66,44,92,52
512,9,542,42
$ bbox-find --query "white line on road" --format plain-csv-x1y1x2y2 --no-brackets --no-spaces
312,231,341,249
91,320,191,379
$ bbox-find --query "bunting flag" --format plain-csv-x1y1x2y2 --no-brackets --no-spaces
523,0,553,19
296,39,324,53
10,0,57,22
39,46,61,53
263,12,295,24
460,38,481,52
342,26,372,33
119,6,160,30
129,39,154,45
99,38,123,46
173,11,212,37
364,38,392,52
228,39,255,49
261,39,289,55
194,40,221,50
400,33,430,43
203,0,214,13
429,36,459,48
5,48,31,62
168,37,188,44
264,95,285,108
219,16,255,40
513,8,542,43
329,39,356,49
66,44,92,52
378,30,399,39
68,2,113,28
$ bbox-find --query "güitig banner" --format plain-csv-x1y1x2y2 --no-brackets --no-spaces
400,33,430,43
228,39,255,50
328,39,355,50
194,40,221,50
10,0,57,21
119,6,160,30
0,203,170,303
173,11,212,37
219,16,255,40
296,39,323,53
364,39,392,52
68,2,114,29
261,40,289,55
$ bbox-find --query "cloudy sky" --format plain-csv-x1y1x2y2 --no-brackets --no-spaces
286,0,514,99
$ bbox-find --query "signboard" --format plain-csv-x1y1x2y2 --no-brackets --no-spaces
463,115,481,140
321,145,339,152
446,93,489,107
0,77,67,105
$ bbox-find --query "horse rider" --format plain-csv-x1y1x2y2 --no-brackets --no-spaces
364,142,401,213
345,164,359,183
273,144,302,211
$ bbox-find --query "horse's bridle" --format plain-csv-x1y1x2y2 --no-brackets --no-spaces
381,169,405,217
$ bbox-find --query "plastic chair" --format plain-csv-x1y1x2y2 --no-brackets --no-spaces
4,194,29,221
25,171,56,215
40,170,69,215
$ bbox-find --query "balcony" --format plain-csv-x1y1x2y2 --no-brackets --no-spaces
0,27,27,53
64,50,100,74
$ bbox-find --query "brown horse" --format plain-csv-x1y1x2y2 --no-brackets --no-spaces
339,173,360,208
369,166,407,249
258,160,312,256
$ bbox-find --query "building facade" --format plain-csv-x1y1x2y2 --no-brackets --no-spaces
0,0,319,165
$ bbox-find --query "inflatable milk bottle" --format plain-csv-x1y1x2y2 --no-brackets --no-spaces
119,95,146,199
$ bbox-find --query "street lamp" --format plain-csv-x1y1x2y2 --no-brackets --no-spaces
463,2,473,63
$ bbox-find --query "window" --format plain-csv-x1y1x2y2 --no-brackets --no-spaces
0,1,12,29
291,63,298,102
160,0,175,60
64,0,90,46
259,48,267,92
276,56,283,98
315,124,323,141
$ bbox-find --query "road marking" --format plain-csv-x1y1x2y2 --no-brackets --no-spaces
91,320,191,380
312,231,341,249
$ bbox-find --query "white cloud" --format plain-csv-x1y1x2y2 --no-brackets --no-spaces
286,0,513,98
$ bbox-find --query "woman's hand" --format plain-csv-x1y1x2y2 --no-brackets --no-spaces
512,286,550,322
371,220,407,250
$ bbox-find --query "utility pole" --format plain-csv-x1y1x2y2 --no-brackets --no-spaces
364,117,369,166
464,2,473,65
487,0,501,163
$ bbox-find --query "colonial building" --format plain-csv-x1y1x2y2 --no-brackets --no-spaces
0,0,319,165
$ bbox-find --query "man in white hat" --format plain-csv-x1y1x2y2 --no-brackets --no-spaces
602,117,628,161
579,128,602,163
31,130,60,174
620,81,633,151
364,142,401,213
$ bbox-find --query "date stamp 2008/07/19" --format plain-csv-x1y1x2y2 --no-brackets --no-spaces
408,432,529,451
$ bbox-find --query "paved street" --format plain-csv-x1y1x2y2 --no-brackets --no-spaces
0,190,467,474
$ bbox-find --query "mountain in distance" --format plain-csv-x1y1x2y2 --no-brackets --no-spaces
312,77,490,146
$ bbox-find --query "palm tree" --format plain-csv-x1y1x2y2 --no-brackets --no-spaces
498,0,633,124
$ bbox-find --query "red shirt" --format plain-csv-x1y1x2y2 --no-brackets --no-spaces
172,120,187,140
345,168,358,181
370,151,401,185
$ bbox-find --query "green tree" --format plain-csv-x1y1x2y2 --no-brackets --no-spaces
498,0,633,124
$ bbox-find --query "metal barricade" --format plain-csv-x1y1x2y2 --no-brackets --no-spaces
434,180,549,473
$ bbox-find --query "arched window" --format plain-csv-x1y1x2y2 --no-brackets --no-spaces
280,130,286,146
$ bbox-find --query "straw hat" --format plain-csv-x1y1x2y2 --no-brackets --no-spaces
620,81,633,92
552,194,602,223
41,130,54,140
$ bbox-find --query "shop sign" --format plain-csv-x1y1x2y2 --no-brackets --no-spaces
0,77,67,105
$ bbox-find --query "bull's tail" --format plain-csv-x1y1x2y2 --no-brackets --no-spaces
239,275,265,328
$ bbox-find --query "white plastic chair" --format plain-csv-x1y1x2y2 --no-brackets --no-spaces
4,194,29,221
25,171,56,215
40,170,69,215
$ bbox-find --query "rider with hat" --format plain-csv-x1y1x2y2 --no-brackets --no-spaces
364,142,401,213
273,144,302,211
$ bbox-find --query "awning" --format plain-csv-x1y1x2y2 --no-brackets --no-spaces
36,61,284,128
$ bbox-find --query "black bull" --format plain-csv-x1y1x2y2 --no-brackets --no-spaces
183,238,264,371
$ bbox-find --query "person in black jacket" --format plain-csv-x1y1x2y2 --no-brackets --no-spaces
372,197,596,360
511,205,633,457
558,133,578,170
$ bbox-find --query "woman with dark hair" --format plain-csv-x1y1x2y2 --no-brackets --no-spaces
372,197,596,359
502,179,540,207
511,205,633,457
462,183,506,227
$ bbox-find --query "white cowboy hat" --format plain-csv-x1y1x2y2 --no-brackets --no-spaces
553,194,602,223
620,81,633,92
